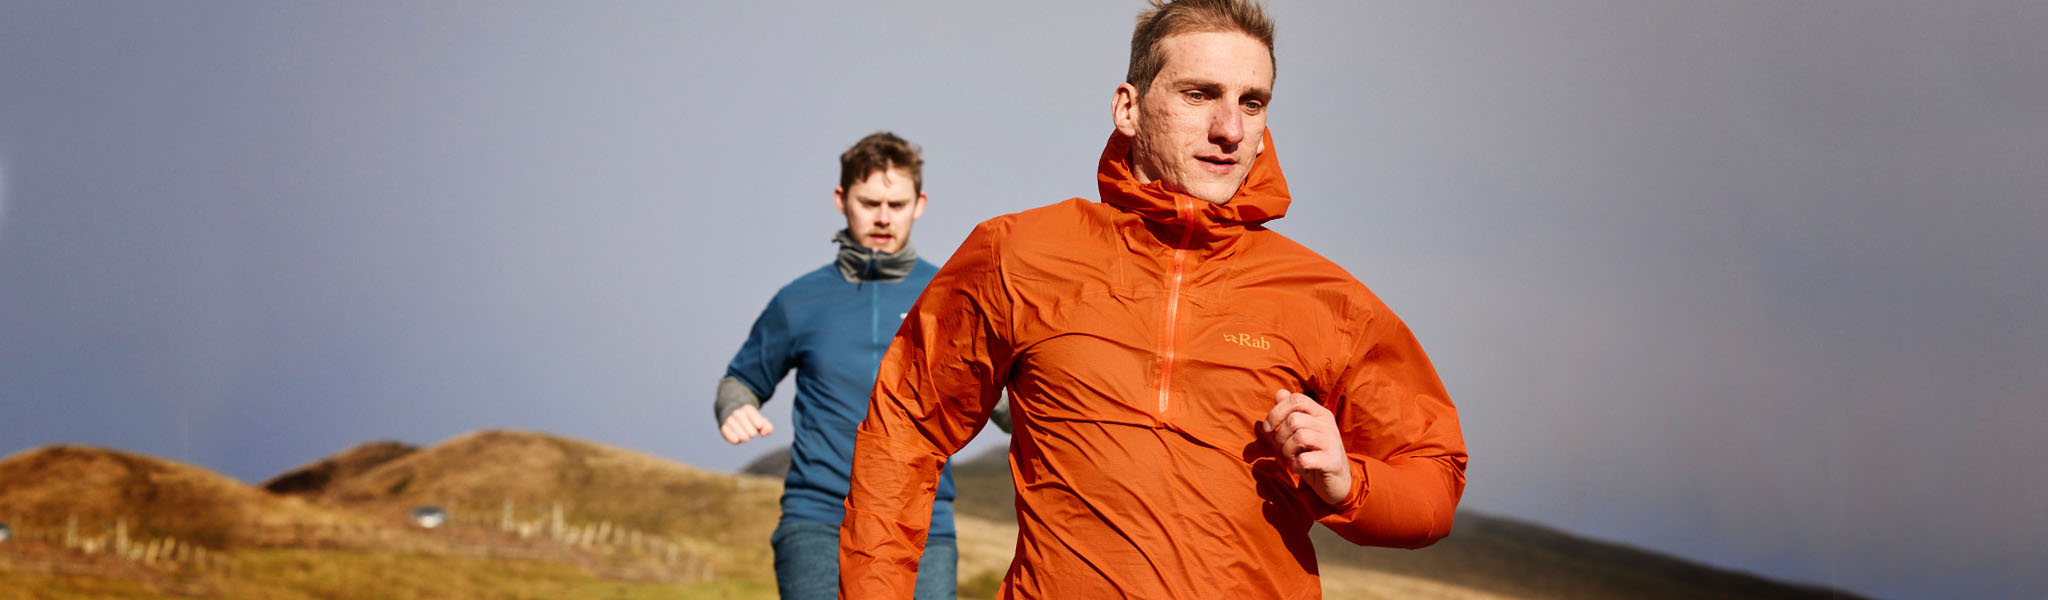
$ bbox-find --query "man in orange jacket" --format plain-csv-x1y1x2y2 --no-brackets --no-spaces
841,1,1468,597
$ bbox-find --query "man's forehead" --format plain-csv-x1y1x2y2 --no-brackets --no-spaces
1155,31,1274,86
849,174,917,202
850,167,915,190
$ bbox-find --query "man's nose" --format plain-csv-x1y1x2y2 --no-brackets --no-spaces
1209,104,1245,146
874,209,893,225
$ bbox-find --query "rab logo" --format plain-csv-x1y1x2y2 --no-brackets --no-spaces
1223,333,1271,350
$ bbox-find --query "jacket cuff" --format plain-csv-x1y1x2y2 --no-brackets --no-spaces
1310,458,1373,521
714,376,764,425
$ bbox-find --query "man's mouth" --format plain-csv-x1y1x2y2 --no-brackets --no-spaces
1195,155,1237,175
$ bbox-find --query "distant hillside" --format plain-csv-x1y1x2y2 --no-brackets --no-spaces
1309,513,1864,600
295,430,783,560
940,445,1866,600
739,445,791,478
0,432,804,598
284,430,1013,596
5,434,1867,599
261,440,417,497
0,445,372,549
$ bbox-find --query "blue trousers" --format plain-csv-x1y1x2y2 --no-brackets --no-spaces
771,518,957,600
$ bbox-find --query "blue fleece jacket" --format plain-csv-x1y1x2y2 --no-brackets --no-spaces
724,257,956,539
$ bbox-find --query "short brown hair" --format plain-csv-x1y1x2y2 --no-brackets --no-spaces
839,132,924,195
1126,0,1275,94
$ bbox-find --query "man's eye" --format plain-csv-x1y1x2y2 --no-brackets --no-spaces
1186,91,1209,102
1243,99,1265,112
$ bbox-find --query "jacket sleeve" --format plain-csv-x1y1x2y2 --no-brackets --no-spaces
1313,305,1468,549
840,221,1012,598
717,294,797,426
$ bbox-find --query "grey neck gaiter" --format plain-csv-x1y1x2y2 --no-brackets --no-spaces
833,229,917,283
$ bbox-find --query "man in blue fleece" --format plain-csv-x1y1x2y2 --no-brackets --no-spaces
714,131,958,600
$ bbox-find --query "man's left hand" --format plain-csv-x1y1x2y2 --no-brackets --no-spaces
1258,389,1353,506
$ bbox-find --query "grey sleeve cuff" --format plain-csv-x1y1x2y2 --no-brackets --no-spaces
990,390,1013,434
715,376,764,426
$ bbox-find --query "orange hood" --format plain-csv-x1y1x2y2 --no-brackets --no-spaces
1096,129,1291,249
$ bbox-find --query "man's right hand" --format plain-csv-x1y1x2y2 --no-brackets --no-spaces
719,404,774,445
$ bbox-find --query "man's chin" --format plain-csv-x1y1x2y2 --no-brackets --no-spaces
1188,183,1242,205
1170,170,1245,203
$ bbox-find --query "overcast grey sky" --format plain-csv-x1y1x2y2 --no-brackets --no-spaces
3,2,2043,598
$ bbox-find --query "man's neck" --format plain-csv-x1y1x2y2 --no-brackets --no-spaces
833,230,918,283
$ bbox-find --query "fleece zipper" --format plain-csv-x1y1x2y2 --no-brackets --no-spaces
866,249,882,362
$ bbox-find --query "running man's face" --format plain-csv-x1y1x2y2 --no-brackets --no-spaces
833,167,925,254
1115,31,1273,205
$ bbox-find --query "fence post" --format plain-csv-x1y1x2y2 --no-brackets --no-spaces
551,502,564,541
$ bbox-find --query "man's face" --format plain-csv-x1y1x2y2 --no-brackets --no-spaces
1115,31,1274,205
833,167,925,253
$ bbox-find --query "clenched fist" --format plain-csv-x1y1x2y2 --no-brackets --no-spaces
720,404,774,445
1257,389,1352,506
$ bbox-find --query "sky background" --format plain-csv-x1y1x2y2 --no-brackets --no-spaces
3,2,2043,598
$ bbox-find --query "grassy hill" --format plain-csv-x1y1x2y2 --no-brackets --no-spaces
258,429,791,587
285,430,781,554
260,440,418,497
0,445,371,550
3,433,1866,599
0,433,788,598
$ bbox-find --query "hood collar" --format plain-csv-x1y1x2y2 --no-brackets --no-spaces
834,229,918,283
1096,128,1291,243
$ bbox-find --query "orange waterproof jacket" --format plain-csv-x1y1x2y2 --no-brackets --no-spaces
841,131,1467,599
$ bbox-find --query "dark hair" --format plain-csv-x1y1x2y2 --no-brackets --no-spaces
839,132,924,195
1126,0,1276,95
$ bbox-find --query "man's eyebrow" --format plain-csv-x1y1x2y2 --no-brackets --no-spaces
1165,76,1270,98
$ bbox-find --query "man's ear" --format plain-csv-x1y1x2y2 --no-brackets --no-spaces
912,192,927,221
832,186,847,214
1112,82,1141,138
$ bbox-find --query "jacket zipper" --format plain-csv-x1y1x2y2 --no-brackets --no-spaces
1157,196,1195,415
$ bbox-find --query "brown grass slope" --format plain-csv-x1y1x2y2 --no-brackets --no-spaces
0,434,800,598
291,429,782,578
20,433,1851,600
947,447,1867,600
260,440,417,497
0,445,369,549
